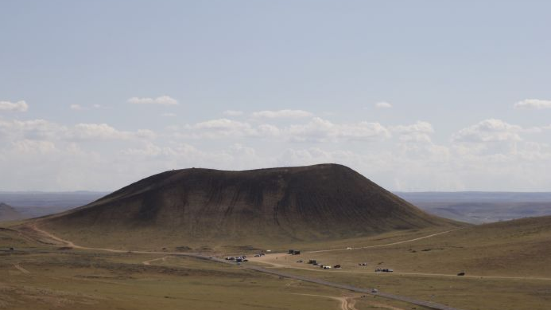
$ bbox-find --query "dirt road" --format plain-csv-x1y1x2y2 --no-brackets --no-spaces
142,256,169,266
13,264,30,274
293,294,358,310
30,224,126,253
308,229,457,254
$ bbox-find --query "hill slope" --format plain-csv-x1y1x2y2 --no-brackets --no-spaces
37,164,457,249
0,203,22,222
299,215,551,278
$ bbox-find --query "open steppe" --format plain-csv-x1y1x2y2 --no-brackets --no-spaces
1,225,433,310
3,215,551,310
1,166,549,310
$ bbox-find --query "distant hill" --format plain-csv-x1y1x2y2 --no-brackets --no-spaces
37,164,458,249
396,192,551,223
0,191,108,219
0,203,22,222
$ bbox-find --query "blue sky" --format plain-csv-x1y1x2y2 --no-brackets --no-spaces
1,1,550,191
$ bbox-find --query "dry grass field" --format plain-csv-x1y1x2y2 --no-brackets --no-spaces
257,216,551,278
246,216,551,310
1,226,433,310
3,215,551,310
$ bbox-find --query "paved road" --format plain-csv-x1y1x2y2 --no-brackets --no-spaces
26,224,466,310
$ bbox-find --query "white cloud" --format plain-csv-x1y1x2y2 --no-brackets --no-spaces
0,119,66,141
70,123,156,141
178,119,271,139
191,119,251,131
514,99,551,109
375,101,393,109
161,112,177,117
11,139,58,155
70,104,104,111
0,100,28,112
121,142,268,172
173,117,391,142
391,121,434,143
70,104,85,111
287,117,390,142
257,124,281,137
0,119,155,142
128,95,178,106
452,119,523,143
223,110,244,116
252,109,312,119
2,114,551,191
277,148,360,167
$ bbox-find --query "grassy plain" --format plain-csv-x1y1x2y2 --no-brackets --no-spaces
1,227,432,310
268,267,551,310
246,216,551,310
263,216,551,278
3,216,551,310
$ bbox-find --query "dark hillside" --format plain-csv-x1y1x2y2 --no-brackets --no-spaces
38,164,458,248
